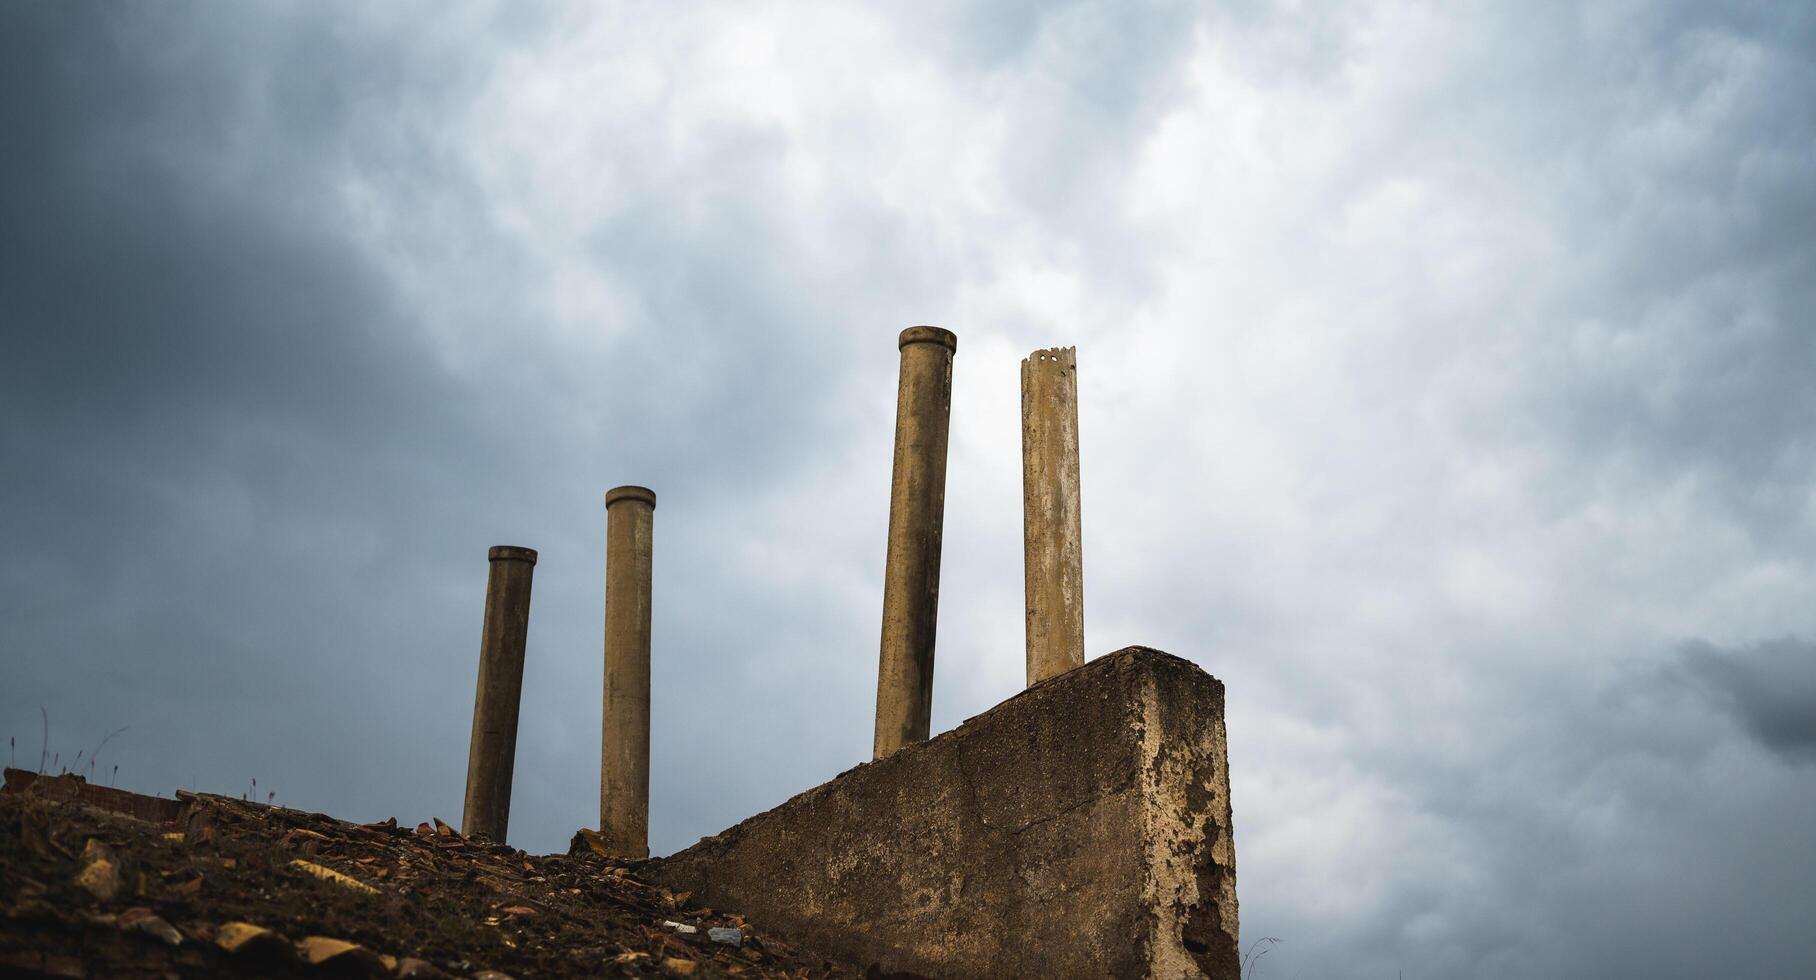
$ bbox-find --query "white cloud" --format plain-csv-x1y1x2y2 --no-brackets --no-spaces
6,1,1814,976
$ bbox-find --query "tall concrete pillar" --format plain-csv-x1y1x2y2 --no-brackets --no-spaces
1022,346,1085,685
461,545,537,842
601,485,656,859
874,326,958,760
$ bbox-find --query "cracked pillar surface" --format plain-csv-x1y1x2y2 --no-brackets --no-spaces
874,326,957,759
652,647,1239,979
601,485,656,859
1022,346,1085,685
462,545,537,843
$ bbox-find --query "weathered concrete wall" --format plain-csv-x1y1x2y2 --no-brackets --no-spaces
652,647,1238,979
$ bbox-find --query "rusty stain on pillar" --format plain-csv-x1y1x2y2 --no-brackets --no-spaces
601,485,656,859
1022,346,1085,686
461,545,537,843
874,326,958,760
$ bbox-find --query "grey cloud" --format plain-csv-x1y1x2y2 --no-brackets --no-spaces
0,4,518,823
1,1,935,857
7,2,1816,978
1451,3,1816,533
1683,636,1816,763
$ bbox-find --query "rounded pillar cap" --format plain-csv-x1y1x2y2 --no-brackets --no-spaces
488,545,538,564
898,326,957,354
606,485,658,509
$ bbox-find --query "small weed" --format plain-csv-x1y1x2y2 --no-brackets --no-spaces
18,710,131,788
88,725,128,778
239,778,278,807
1241,936,1281,980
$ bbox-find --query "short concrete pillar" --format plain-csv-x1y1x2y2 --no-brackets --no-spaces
1022,346,1085,685
461,545,538,842
874,326,958,760
601,485,656,859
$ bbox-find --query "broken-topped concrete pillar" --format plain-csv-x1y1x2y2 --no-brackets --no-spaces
601,485,656,859
874,326,958,759
1022,346,1085,685
461,545,537,842
653,646,1239,979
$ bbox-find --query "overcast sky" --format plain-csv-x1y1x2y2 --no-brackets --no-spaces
4,2,1814,977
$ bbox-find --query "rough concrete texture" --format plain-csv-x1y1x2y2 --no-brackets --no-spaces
1021,346,1085,686
602,485,656,859
874,326,957,759
654,646,1238,979
461,545,537,842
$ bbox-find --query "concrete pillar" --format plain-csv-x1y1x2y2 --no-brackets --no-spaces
874,326,958,759
601,485,656,859
461,545,537,842
1022,346,1084,685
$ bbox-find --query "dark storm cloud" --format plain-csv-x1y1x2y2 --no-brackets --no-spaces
6,2,1816,978
0,4,517,816
1683,637,1816,763
0,0,945,856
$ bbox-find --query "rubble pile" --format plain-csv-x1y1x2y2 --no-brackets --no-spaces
0,770,858,979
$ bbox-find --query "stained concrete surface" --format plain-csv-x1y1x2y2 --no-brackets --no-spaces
874,326,958,760
1020,347,1085,686
654,646,1239,979
602,486,657,859
461,545,536,843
